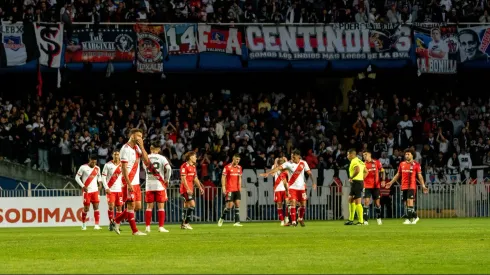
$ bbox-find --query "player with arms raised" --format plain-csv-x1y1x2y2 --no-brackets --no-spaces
362,150,385,225
112,128,150,236
260,149,316,227
143,142,172,233
102,151,123,231
180,151,204,230
218,154,243,227
386,148,428,224
75,155,103,230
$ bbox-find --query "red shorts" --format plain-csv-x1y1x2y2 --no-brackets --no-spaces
123,184,142,202
106,192,124,206
145,190,168,203
274,191,287,203
83,191,100,206
289,189,307,202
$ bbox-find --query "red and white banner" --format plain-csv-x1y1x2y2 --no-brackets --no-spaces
0,196,109,228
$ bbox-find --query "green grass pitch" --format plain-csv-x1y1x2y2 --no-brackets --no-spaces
1,219,489,274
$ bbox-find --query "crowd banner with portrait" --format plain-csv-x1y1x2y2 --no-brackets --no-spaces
457,25,490,62
414,23,459,74
134,24,165,73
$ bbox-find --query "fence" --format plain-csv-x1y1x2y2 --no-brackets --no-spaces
1,182,489,225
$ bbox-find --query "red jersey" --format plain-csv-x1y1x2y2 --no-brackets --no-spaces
398,161,421,190
222,164,242,192
179,162,197,193
364,159,383,189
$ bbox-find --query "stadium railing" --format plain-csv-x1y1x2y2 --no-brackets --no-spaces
1,182,489,224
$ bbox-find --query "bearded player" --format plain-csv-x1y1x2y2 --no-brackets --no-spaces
102,150,124,231
180,151,204,230
75,154,103,231
218,154,243,227
112,128,151,236
386,148,428,224
362,150,385,225
260,149,317,227
143,142,171,233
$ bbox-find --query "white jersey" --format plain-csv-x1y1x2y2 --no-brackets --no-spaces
120,143,142,186
101,161,123,192
281,160,310,190
143,153,172,191
428,40,449,60
75,164,101,193
274,170,286,192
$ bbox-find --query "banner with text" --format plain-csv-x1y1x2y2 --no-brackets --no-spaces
0,23,40,67
65,26,135,63
245,23,412,60
164,24,198,55
134,24,165,73
0,196,109,228
457,25,490,62
34,23,64,68
197,24,243,55
414,23,459,74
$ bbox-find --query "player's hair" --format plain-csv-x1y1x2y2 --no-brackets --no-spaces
347,148,357,154
277,158,285,165
89,154,98,160
185,151,196,161
113,150,120,154
404,148,415,157
233,153,241,159
431,28,440,35
292,149,301,156
129,128,143,136
150,141,161,149
363,149,372,155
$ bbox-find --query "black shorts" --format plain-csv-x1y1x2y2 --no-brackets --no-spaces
225,191,241,202
402,189,415,201
349,180,364,199
180,192,195,202
364,188,380,200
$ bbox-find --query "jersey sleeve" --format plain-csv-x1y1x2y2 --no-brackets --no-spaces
97,167,102,182
281,162,292,172
415,162,422,174
303,161,311,172
239,166,243,176
75,166,84,188
398,162,403,174
102,163,109,177
376,160,384,171
222,165,228,176
120,146,129,163
180,164,187,177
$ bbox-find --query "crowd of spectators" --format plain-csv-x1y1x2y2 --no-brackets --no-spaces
0,71,489,188
0,0,489,25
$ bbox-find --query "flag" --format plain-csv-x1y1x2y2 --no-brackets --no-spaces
37,62,43,97
0,22,40,67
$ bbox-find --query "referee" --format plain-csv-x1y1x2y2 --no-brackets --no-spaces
345,148,367,225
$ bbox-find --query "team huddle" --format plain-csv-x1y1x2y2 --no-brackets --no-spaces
74,128,428,233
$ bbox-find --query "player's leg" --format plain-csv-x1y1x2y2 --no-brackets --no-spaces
107,192,115,231
346,185,356,224
276,200,284,225
114,188,130,231
297,191,307,227
156,190,168,232
353,181,364,225
92,201,101,230
401,190,410,224
406,190,419,224
363,189,372,225
218,193,233,227
145,191,154,233
284,197,290,225
289,190,299,226
81,192,90,230
373,189,382,225
184,200,196,229
134,185,142,211
232,192,242,226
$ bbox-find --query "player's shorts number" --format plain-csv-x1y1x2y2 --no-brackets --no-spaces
119,196,123,204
